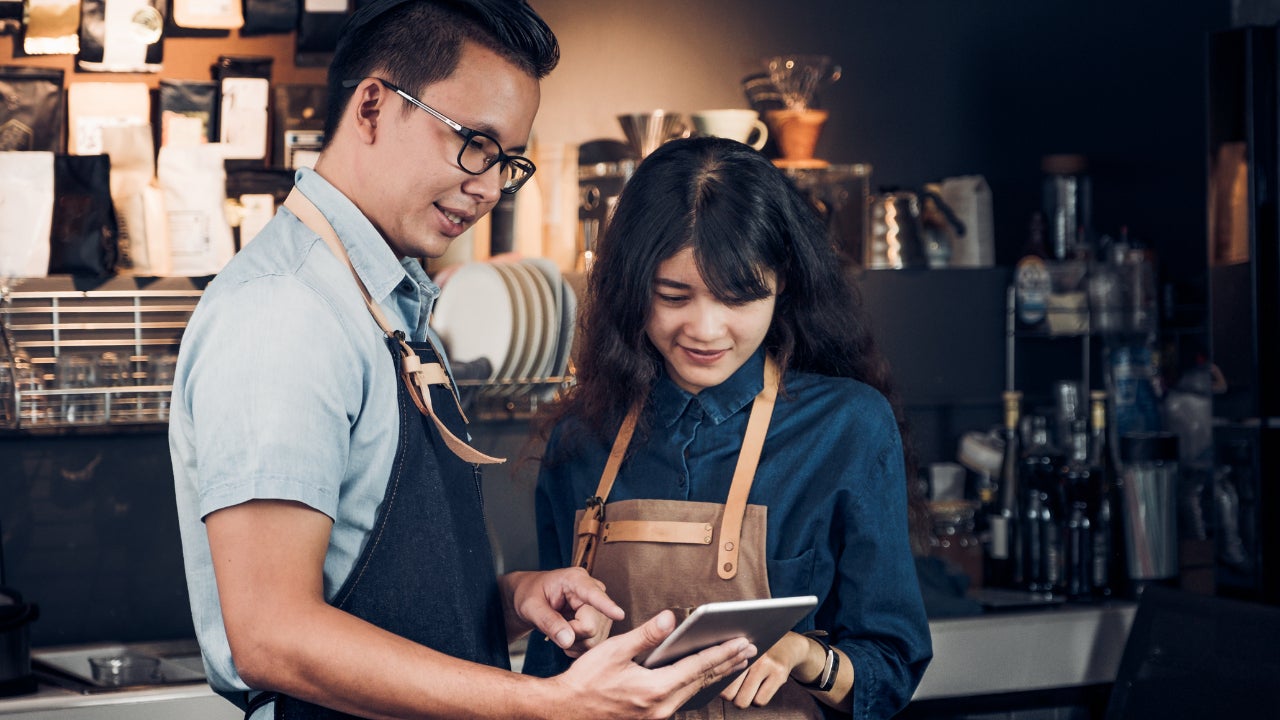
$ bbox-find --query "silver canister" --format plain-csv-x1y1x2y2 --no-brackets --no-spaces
1119,432,1180,583
1041,154,1091,260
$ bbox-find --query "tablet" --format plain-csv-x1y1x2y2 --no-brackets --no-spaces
638,595,819,711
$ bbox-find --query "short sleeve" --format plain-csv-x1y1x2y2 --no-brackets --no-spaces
181,274,366,521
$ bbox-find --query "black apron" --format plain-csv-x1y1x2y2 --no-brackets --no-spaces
244,190,508,719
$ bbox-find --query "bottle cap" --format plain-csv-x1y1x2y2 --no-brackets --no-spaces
1041,153,1088,175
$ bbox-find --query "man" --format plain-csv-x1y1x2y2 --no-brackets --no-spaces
169,2,755,718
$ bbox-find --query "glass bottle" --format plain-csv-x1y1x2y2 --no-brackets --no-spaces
1014,212,1052,333
1020,414,1062,593
987,390,1022,588
1087,391,1126,598
1063,418,1094,600
930,500,984,589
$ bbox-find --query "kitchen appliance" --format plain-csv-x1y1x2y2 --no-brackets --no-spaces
1206,25,1280,606
0,587,38,697
866,187,966,269
780,163,872,264
576,139,636,272
616,111,690,160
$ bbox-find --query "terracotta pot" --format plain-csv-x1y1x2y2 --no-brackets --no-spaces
765,109,829,165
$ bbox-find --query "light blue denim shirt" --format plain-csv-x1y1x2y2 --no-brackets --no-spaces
170,168,442,704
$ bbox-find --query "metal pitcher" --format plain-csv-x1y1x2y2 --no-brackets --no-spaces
866,187,966,269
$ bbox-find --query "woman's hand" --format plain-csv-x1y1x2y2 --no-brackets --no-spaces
718,631,813,708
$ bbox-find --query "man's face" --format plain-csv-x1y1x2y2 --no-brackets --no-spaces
358,42,540,260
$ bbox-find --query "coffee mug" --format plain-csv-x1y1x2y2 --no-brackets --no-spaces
690,109,769,151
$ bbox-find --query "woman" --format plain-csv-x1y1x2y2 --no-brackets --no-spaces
524,137,931,719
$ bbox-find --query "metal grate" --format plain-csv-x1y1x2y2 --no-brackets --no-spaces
1,278,203,430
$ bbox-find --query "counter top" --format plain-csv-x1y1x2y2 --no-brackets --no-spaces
913,601,1137,700
1,602,1135,717
0,682,238,719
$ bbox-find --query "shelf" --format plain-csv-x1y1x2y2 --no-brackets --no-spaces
1,281,197,431
2,276,576,430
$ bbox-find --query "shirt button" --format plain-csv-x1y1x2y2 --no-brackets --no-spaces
676,475,686,486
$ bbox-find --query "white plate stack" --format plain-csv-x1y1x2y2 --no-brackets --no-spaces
430,259,577,402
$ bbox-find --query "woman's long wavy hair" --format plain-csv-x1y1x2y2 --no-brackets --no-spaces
548,137,926,545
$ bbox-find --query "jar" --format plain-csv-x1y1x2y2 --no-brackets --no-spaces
929,500,984,588
1119,432,1180,583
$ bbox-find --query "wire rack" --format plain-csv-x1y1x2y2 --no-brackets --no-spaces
1,277,574,430
0,278,202,431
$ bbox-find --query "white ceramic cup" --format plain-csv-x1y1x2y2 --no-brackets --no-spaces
690,109,769,151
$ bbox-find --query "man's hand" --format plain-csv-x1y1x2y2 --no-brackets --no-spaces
501,568,622,654
548,610,757,719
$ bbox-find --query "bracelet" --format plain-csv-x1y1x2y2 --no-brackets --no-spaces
798,630,839,692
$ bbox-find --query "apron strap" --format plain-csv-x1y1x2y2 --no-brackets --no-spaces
718,355,779,579
283,188,504,466
573,356,780,579
570,401,641,568
602,519,715,545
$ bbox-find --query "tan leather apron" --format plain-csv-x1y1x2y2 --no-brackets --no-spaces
571,357,823,720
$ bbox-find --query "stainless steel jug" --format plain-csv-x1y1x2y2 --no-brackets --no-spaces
866,188,966,269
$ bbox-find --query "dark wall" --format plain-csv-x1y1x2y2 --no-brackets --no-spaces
0,432,194,647
805,1,1230,287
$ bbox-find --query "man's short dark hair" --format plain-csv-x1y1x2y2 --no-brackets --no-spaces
324,0,559,141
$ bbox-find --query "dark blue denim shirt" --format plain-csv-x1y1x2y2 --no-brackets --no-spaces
526,350,932,719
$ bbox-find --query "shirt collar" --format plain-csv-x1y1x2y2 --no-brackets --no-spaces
294,168,440,330
650,349,767,428
291,169,440,310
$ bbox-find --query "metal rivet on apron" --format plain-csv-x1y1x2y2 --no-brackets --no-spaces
724,541,735,551
723,562,733,572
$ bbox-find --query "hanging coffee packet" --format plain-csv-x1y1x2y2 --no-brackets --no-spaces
0,151,55,279
213,55,272,164
49,153,119,278
171,0,242,31
226,167,292,248
67,81,150,155
0,1,23,35
242,0,297,36
158,144,235,276
296,0,350,67
100,123,158,274
22,0,81,55
158,79,217,147
0,66,66,152
273,84,326,168
77,0,166,73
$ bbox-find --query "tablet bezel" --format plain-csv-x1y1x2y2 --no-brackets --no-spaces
637,595,819,710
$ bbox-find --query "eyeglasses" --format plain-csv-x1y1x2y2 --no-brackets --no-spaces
342,77,536,194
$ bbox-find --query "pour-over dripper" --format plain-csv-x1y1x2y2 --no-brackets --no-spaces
617,111,691,159
765,55,842,111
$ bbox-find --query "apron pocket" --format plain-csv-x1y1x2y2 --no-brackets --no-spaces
766,547,816,597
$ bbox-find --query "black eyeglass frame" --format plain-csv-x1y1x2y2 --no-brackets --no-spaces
341,77,536,194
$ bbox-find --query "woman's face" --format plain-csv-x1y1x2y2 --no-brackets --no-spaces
644,246,778,394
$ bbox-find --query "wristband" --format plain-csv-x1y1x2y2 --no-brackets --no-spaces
798,630,839,692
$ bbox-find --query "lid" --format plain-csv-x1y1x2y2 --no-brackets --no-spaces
1041,153,1088,175
1120,432,1179,464
0,586,36,625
